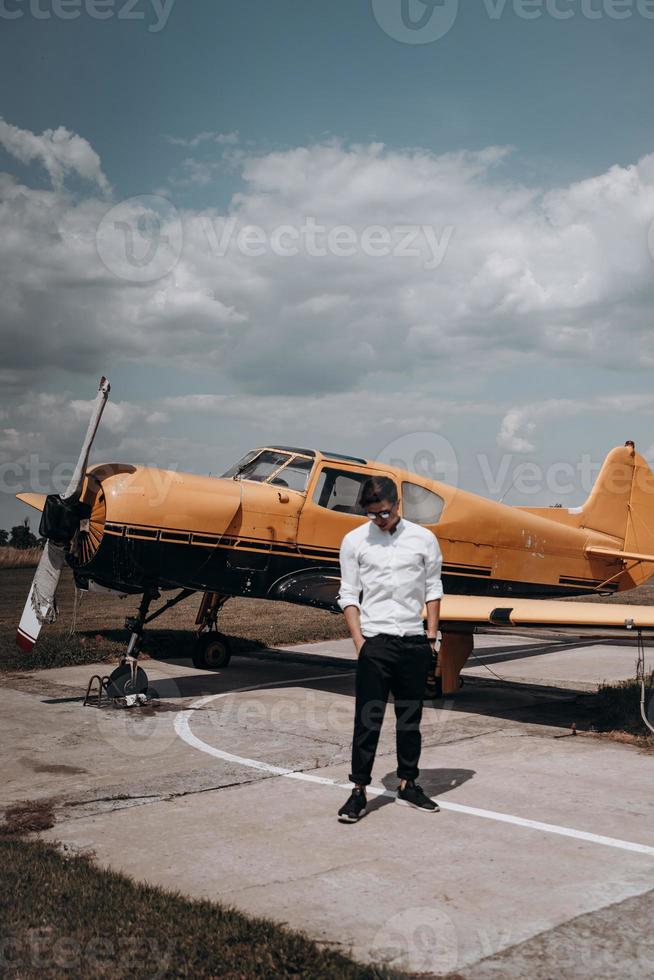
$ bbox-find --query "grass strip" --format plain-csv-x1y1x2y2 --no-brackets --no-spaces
0,837,400,979
1,568,349,673
0,547,41,569
593,670,654,741
0,630,268,673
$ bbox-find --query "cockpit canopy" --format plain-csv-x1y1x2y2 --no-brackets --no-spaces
222,445,445,524
221,448,315,493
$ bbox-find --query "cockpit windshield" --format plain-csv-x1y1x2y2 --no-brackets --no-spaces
221,449,314,492
222,450,290,482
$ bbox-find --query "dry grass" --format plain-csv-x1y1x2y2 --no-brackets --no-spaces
0,547,42,569
0,799,56,836
0,566,350,673
593,671,654,740
4,567,654,744
0,838,401,979
584,730,654,753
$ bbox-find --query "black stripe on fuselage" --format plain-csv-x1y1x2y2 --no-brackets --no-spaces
81,532,608,606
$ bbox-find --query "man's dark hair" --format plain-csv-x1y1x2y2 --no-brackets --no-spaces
361,476,398,508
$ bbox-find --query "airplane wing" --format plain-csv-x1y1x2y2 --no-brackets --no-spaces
272,572,654,632
440,594,654,632
585,545,654,563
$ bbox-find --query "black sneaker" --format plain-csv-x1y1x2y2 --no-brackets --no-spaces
396,781,439,812
338,787,367,823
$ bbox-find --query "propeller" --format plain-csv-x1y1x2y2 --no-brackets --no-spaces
16,377,111,652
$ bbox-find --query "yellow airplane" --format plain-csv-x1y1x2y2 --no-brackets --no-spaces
15,377,654,698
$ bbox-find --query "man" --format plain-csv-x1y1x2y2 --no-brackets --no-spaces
337,476,443,823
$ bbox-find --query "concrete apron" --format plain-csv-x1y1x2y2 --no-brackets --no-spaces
1,635,653,975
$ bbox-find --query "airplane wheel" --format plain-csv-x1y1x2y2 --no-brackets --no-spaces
192,633,232,670
106,663,149,699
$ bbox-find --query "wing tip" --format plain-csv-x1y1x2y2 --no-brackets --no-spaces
15,491,47,511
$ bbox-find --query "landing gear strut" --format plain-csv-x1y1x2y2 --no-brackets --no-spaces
106,588,157,698
106,586,196,698
192,592,232,670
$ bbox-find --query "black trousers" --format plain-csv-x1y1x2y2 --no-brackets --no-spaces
349,633,433,787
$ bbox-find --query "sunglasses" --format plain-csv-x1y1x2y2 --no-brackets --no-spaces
366,508,394,521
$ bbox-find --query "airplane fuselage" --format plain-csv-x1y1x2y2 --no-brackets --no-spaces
71,447,630,607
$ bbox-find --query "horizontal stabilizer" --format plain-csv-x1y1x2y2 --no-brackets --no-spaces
440,594,654,632
16,492,47,512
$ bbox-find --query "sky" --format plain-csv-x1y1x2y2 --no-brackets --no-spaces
1,0,654,531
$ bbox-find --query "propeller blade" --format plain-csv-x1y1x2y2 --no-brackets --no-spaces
16,375,111,651
62,376,110,502
16,541,66,651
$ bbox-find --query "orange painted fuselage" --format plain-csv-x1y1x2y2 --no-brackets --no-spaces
65,443,651,607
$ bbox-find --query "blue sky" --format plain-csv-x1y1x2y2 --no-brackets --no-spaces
4,2,654,195
1,0,654,530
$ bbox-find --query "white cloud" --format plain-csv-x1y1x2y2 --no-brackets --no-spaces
174,157,222,187
497,395,654,454
165,131,239,148
497,408,539,453
3,128,654,394
0,117,109,193
3,120,654,506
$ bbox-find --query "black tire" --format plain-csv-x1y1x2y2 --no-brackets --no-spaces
192,633,232,670
106,663,149,699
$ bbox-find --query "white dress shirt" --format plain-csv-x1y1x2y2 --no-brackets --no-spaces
337,517,444,637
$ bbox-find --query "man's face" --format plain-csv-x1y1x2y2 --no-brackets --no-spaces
365,498,400,533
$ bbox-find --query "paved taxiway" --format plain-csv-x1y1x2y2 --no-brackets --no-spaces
2,633,653,976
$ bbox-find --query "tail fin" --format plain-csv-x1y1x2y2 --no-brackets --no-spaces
580,442,654,587
576,443,636,539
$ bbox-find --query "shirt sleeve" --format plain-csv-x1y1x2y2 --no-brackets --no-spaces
337,534,361,611
424,532,444,602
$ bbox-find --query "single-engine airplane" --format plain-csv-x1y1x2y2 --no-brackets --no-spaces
15,377,654,698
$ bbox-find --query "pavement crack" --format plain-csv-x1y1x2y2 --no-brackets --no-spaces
57,774,280,819
228,859,370,897
423,727,507,746
64,794,163,808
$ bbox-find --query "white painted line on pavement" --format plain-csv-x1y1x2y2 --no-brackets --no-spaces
174,676,654,857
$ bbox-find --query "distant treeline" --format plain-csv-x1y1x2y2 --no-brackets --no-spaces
0,518,43,551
